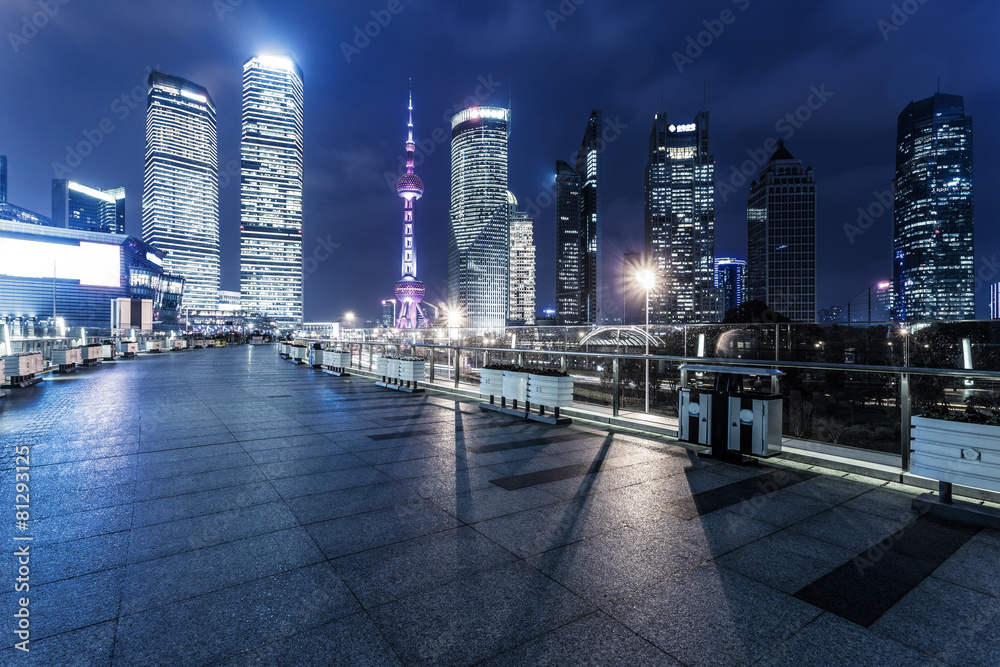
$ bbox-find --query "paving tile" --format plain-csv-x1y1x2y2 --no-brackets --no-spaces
527,524,704,605
840,487,925,523
270,466,394,499
214,612,403,666
758,613,943,666
113,562,360,666
131,481,281,527
933,537,1000,597
784,475,878,505
715,530,855,594
481,611,680,666
369,560,593,666
122,527,324,614
0,619,116,665
334,526,518,608
30,504,133,546
33,531,130,585
787,506,910,554
286,479,422,524
431,484,561,523
871,576,1000,664
725,487,834,527
128,500,300,563
607,562,822,666
134,464,265,501
305,500,461,558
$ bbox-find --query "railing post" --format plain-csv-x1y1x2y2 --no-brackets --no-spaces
517,352,524,368
367,343,373,371
560,355,567,373
612,356,620,417
900,372,911,471
775,323,780,361
429,349,435,383
454,346,461,389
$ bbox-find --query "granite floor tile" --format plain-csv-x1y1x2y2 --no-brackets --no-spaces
714,530,855,594
305,500,461,558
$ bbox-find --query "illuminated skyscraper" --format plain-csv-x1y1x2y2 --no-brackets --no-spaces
142,71,219,310
507,192,535,326
52,180,125,234
448,106,510,330
240,55,305,325
714,257,747,315
644,110,717,324
393,85,428,329
893,93,974,321
555,111,602,325
747,141,816,322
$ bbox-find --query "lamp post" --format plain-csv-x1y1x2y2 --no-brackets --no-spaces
635,269,656,414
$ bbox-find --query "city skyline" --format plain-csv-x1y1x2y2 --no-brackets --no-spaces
2,1,998,320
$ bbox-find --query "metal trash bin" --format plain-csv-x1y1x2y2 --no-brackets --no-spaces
726,392,783,457
678,387,713,446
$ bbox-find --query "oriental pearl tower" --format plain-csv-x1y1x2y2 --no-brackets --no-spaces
394,82,428,329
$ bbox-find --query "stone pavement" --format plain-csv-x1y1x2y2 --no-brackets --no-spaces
1,345,998,665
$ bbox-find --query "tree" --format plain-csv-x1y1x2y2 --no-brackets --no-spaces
723,300,792,324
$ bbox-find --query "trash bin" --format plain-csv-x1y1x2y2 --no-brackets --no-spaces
679,364,784,460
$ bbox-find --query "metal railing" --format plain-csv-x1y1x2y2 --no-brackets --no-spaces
302,338,1000,473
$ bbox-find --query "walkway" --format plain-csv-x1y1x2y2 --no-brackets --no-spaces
1,346,997,665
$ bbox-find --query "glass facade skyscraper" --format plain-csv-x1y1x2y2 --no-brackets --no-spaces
747,141,816,322
52,180,125,234
644,110,717,324
240,55,305,326
714,257,747,315
142,71,219,311
507,192,535,326
892,93,974,321
554,111,602,325
448,106,510,330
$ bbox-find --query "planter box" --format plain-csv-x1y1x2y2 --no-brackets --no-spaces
528,374,574,408
480,369,504,397
172,340,185,350
398,360,425,383
83,345,103,361
143,340,162,352
4,353,43,376
324,351,351,369
53,348,82,366
290,346,307,361
278,342,290,356
119,341,138,355
101,343,116,360
308,349,323,367
911,416,1000,494
377,357,389,379
502,371,529,403
386,358,400,381
193,339,205,348
206,339,217,348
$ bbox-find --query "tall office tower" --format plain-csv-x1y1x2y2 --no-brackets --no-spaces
507,192,536,326
622,249,644,325
555,161,582,324
142,71,219,310
381,299,397,327
52,180,125,234
747,141,817,322
644,110,717,324
0,155,7,203
554,111,603,325
393,85,428,329
448,106,510,330
892,93,974,321
714,257,747,315
240,55,305,325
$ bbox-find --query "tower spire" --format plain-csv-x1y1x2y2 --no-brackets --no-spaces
393,81,427,329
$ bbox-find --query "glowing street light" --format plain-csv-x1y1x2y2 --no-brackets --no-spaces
634,269,656,413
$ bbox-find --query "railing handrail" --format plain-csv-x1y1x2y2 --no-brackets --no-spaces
305,339,1000,381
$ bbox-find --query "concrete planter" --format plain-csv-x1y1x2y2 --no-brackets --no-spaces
480,369,504,398
53,348,82,366
502,371,529,403
308,349,323,367
290,346,307,362
278,342,290,357
528,374,574,408
206,339,217,348
324,351,351,369
911,416,1000,494
172,340,185,351
118,341,138,356
4,353,43,376
398,360,425,383
143,340,162,353
82,345,103,362
386,358,400,380
377,357,389,379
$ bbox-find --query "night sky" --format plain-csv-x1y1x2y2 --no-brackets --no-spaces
2,0,997,321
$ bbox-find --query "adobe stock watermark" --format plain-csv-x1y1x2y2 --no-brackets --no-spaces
382,75,503,192
340,0,413,63
877,0,931,41
844,185,895,244
521,115,629,220
673,0,751,73
974,255,1000,294
214,0,242,21
51,65,157,178
545,0,586,31
302,235,342,282
8,0,72,54
718,84,833,202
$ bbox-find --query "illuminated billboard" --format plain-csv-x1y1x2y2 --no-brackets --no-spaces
0,237,121,288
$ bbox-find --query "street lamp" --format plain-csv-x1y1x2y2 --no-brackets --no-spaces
635,269,656,413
